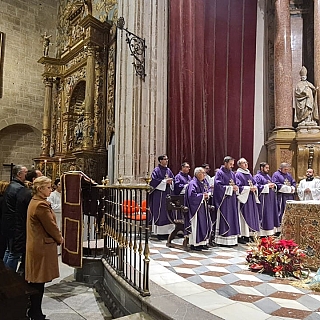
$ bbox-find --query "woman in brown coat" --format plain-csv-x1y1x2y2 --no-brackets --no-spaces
25,176,63,320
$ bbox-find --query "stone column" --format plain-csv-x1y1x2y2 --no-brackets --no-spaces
41,77,53,157
274,0,293,129
314,0,320,111
267,0,296,176
114,0,168,183
83,44,95,150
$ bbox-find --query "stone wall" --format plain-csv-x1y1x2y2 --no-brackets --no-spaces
0,0,58,179
0,125,41,180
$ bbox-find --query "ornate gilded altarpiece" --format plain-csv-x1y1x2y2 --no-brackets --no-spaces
34,1,115,181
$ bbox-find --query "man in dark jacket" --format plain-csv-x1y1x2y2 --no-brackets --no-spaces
9,169,42,273
2,165,28,269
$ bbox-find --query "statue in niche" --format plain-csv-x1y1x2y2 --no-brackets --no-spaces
74,113,84,145
74,101,85,145
294,66,319,126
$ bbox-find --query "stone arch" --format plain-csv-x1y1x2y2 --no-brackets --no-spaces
0,116,42,134
0,123,42,180
69,80,86,113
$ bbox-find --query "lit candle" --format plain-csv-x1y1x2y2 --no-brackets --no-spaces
44,159,47,176
59,158,61,177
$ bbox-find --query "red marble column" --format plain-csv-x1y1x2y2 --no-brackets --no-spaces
274,0,293,129
314,0,320,112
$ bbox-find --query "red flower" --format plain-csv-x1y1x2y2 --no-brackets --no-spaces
246,236,305,278
273,265,283,273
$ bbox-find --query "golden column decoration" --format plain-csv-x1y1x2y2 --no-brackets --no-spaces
41,76,54,157
83,45,96,150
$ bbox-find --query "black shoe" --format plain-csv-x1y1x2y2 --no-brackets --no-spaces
150,234,161,241
27,309,46,320
190,245,202,251
158,234,169,240
238,236,249,244
200,245,210,250
217,243,232,248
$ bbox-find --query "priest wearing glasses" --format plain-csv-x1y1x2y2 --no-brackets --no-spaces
149,155,175,240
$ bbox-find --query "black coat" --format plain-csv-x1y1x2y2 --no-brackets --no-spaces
12,187,32,253
0,195,6,258
1,179,25,238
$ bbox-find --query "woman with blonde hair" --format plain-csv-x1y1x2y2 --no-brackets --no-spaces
25,176,63,320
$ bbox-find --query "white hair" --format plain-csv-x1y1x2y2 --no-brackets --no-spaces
237,158,247,166
194,167,204,176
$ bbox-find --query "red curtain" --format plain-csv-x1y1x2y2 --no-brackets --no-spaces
168,0,257,174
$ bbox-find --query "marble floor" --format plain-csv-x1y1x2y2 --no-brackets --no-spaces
41,257,111,320
40,241,320,320
148,239,320,320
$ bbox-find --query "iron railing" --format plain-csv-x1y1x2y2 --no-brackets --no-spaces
83,183,151,296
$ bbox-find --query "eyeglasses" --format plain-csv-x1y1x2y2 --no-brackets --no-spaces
162,158,169,160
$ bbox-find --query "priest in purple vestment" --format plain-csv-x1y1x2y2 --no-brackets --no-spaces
213,156,240,247
171,162,192,224
174,162,192,195
184,167,212,251
271,163,296,224
254,162,280,236
149,155,175,240
235,158,260,244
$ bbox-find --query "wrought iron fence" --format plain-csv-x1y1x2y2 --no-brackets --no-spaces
84,183,151,296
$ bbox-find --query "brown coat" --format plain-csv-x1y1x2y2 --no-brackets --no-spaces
25,195,63,283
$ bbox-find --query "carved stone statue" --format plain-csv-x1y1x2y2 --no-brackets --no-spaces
41,32,52,57
294,66,319,125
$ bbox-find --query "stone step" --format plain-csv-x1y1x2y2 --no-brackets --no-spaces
116,312,154,320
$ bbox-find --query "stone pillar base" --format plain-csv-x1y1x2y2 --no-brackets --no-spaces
295,128,320,181
266,129,296,178
296,124,320,134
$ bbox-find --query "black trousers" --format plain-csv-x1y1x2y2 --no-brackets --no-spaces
28,282,45,319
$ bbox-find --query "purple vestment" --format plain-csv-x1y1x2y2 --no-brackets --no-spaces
184,177,212,244
272,170,296,222
174,172,192,195
213,166,240,244
149,165,175,231
235,169,260,233
254,171,280,234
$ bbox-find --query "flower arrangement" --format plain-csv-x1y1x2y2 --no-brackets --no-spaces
246,236,306,278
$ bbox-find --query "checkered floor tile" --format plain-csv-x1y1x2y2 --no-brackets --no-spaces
149,239,320,320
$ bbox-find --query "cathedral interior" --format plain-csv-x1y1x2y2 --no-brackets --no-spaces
1,0,320,183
